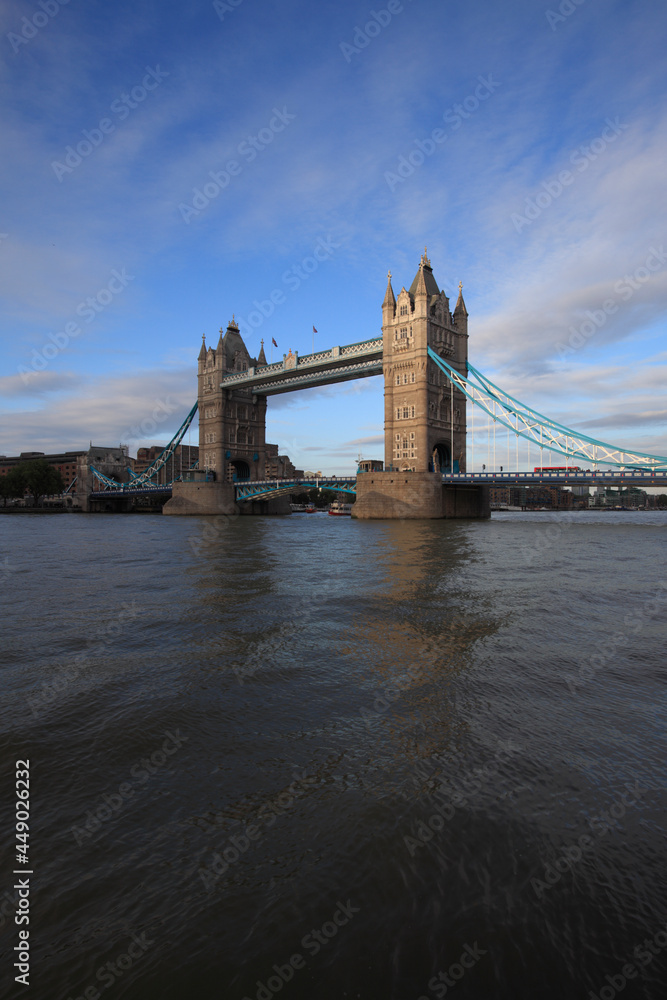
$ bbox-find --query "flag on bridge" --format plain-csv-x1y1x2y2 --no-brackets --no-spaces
272,337,278,347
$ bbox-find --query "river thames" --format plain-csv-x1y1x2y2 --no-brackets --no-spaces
2,510,666,1000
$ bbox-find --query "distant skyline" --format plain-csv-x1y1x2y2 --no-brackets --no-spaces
2,0,666,473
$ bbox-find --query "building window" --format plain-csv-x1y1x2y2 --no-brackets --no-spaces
395,375,401,385
400,327,407,339
403,407,409,418
410,432,415,440
403,374,408,384
396,408,401,419
411,406,415,417
396,434,400,441
410,372,415,383
400,305,408,316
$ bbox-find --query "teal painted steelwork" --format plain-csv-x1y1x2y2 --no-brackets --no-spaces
90,465,123,489
427,347,667,470
131,400,199,486
234,478,357,502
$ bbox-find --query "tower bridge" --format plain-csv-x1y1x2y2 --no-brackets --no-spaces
77,250,667,517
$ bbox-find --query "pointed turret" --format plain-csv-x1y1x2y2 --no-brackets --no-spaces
217,326,224,352
453,282,468,318
382,271,396,313
382,270,396,325
257,339,267,366
408,249,440,300
219,315,250,372
198,334,207,361
453,282,468,336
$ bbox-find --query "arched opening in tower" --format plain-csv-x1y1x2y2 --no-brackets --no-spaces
432,442,452,473
228,459,250,481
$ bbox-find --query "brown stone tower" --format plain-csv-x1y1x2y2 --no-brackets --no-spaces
197,319,268,481
382,251,468,473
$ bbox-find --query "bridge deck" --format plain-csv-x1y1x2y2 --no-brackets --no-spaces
87,468,667,501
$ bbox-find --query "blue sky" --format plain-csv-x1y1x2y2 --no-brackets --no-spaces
1,0,666,473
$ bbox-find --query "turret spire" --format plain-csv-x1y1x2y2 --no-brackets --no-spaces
257,338,267,366
382,270,396,311
198,333,206,360
454,282,468,317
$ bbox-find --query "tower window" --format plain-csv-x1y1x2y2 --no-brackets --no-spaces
400,305,408,316
395,375,401,385
410,372,415,383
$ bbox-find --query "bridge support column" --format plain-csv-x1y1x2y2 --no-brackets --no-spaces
353,472,489,519
163,481,239,516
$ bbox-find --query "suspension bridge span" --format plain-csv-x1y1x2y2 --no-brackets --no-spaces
78,252,667,517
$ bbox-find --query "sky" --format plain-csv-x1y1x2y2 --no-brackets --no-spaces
1,0,666,474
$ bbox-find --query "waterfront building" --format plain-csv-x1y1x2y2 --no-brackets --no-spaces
133,444,199,484
0,450,85,488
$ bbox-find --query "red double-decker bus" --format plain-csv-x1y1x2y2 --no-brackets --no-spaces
533,466,581,472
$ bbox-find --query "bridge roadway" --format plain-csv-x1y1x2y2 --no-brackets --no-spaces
88,468,667,503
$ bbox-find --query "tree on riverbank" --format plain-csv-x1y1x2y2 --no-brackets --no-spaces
0,467,28,506
1,460,64,506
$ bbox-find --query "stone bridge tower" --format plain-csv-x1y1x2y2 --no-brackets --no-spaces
197,319,268,482
382,250,468,474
